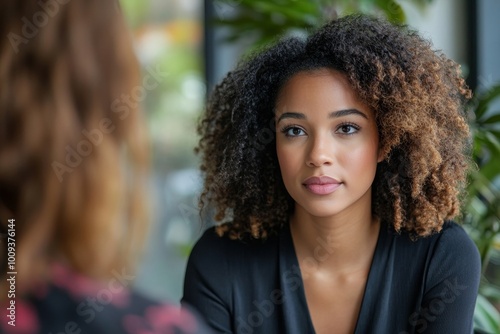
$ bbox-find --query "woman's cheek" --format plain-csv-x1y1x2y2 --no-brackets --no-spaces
277,147,301,178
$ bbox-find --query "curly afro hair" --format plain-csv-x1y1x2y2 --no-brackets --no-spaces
196,14,472,240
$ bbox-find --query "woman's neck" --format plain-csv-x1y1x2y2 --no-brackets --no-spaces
289,205,380,278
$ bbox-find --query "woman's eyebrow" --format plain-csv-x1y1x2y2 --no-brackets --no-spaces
277,108,368,123
276,112,305,123
329,108,368,119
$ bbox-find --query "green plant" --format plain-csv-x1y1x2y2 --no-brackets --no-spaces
465,84,500,334
465,84,500,267
213,0,500,331
214,0,433,50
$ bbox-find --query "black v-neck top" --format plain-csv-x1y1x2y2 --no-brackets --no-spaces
182,221,480,334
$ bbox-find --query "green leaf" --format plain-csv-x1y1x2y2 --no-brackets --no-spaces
409,0,436,11
483,114,500,125
475,85,500,120
479,160,500,183
474,294,500,334
374,0,406,24
485,131,500,154
481,283,500,302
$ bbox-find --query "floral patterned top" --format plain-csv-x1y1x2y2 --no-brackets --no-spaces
1,264,211,334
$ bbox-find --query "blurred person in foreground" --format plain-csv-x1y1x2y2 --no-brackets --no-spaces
0,1,209,333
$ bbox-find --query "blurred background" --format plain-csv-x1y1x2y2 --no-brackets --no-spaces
118,0,500,332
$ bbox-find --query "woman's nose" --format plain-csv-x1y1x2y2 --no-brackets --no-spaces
305,135,333,167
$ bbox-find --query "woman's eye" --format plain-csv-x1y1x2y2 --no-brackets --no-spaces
284,127,305,137
337,124,359,135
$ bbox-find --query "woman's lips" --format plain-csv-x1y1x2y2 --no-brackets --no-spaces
303,176,342,195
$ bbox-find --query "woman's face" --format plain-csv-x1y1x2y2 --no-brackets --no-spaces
275,69,382,219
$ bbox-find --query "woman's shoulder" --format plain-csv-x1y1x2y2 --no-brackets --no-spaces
387,220,481,274
390,220,477,250
429,221,479,257
189,225,246,264
429,221,481,268
390,220,481,281
186,224,281,281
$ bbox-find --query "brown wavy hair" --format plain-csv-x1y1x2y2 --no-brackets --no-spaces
197,14,472,240
0,0,149,293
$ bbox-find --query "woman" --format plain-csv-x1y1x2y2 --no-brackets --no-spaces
0,1,209,333
182,14,481,333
